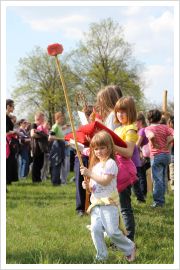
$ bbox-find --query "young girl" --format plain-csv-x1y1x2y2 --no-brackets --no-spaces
96,85,123,130
136,111,151,197
113,96,139,241
80,131,136,262
145,109,173,207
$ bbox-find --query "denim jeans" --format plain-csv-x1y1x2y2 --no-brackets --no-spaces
91,205,134,260
60,155,70,184
151,153,170,206
132,168,145,201
119,185,135,241
18,148,29,178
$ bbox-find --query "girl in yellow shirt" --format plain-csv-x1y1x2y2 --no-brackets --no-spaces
113,96,138,242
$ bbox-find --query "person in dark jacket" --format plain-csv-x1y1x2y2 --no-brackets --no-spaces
6,99,19,185
49,112,65,186
30,112,48,183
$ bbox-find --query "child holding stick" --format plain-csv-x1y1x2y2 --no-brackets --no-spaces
80,130,136,262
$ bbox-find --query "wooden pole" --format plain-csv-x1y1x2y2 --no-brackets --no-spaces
162,90,168,116
54,55,90,211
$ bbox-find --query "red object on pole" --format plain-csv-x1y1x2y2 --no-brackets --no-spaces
47,43,63,56
65,121,127,148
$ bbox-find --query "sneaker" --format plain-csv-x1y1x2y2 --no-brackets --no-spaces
126,246,136,262
150,203,164,208
77,210,84,217
93,256,108,263
137,198,146,203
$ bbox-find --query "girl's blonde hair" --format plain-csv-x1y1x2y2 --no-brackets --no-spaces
114,96,137,124
89,130,115,169
96,85,123,120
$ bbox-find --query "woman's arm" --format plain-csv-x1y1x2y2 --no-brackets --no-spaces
48,135,64,141
80,166,114,186
114,141,135,158
114,129,136,158
136,136,144,148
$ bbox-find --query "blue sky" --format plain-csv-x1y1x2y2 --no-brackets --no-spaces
5,2,175,105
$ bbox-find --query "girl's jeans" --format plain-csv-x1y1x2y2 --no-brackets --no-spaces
91,205,134,260
119,185,135,241
18,148,29,178
151,153,171,205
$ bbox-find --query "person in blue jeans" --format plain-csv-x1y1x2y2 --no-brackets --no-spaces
145,109,173,207
18,119,31,179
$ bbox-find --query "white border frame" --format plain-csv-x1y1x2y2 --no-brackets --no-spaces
1,1,179,269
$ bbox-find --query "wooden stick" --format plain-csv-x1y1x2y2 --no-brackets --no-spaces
54,55,90,211
162,90,168,115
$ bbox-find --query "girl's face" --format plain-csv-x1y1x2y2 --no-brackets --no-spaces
7,104,14,114
94,145,109,162
116,110,128,125
57,115,64,125
35,115,44,126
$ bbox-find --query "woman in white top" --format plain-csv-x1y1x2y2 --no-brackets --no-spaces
96,85,123,130
80,130,136,262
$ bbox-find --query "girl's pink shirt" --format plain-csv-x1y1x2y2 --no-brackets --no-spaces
145,124,172,157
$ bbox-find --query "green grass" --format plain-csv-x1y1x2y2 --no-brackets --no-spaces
6,174,174,264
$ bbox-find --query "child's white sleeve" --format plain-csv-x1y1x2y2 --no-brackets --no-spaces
103,159,118,176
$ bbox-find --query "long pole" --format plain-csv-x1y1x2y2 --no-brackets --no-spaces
54,55,90,211
162,90,168,115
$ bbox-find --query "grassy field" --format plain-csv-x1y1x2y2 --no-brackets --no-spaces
6,174,174,264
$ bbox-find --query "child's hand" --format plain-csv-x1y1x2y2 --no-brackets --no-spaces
82,180,88,189
85,135,91,142
80,166,91,177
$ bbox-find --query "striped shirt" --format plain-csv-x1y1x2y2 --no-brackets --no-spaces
145,124,172,157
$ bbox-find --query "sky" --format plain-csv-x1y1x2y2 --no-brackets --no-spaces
4,1,176,106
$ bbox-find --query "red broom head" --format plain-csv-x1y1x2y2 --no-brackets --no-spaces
47,43,63,56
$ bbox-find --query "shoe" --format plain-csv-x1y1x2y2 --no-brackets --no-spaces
126,246,136,262
93,256,108,263
150,203,164,208
52,183,61,186
77,210,84,217
137,198,146,203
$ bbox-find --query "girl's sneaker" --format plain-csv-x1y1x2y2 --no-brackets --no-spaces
126,246,136,262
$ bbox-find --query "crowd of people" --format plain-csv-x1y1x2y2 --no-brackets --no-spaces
6,100,75,188
6,85,174,262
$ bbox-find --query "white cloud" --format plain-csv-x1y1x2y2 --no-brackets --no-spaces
123,10,173,62
150,11,174,33
23,15,88,39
